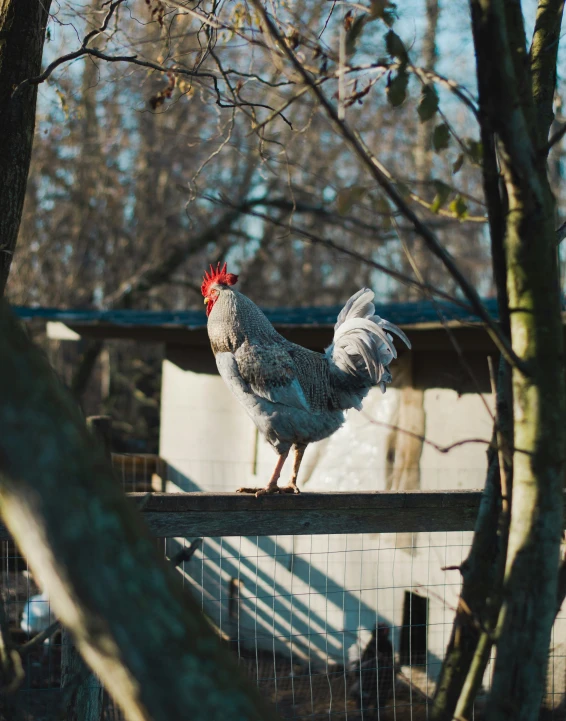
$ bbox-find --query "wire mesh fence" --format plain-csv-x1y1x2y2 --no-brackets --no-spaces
1,455,565,720
3,531,566,720
169,530,468,721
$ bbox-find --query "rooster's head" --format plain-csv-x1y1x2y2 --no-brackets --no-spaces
201,262,238,316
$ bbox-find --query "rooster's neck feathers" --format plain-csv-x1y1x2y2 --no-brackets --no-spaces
206,289,279,355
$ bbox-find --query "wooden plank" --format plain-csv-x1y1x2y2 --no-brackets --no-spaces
136,491,482,536
129,490,482,512
1,490,562,541
142,506,480,537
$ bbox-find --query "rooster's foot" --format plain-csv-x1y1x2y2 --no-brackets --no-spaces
236,485,277,496
278,484,300,495
236,484,299,497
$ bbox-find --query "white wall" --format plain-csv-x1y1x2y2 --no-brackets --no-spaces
160,359,258,492
420,389,495,491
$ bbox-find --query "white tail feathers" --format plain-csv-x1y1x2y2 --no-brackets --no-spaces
334,288,377,328
327,288,411,393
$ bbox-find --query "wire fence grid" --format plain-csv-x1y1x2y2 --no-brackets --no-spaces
1,455,565,721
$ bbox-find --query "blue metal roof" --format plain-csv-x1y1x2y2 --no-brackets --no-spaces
13,298,501,330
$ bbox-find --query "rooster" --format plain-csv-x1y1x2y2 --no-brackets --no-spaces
202,263,410,496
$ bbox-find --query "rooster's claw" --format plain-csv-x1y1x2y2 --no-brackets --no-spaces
279,485,300,494
235,485,300,496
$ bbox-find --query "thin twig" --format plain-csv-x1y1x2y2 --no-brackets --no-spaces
252,83,312,133
12,48,217,98
19,621,61,657
83,0,126,47
360,414,533,457
191,191,470,232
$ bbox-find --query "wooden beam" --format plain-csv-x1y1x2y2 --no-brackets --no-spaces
136,490,483,537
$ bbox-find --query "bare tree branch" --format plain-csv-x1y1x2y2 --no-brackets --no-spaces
103,206,245,308
393,217,494,416
207,195,473,308
18,621,60,657
237,195,466,233
13,47,219,98
361,413,495,455
248,0,527,374
82,0,126,48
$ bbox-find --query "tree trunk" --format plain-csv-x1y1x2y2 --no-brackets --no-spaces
407,0,439,301
0,302,277,721
0,0,51,297
469,2,566,720
415,0,439,182
487,167,564,721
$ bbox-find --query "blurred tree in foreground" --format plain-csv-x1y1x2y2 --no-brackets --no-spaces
0,301,277,721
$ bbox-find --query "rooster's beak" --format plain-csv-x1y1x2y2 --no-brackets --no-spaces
204,297,209,305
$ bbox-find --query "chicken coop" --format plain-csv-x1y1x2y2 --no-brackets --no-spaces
7,299,566,719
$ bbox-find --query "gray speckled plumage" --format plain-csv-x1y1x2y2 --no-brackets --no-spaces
207,286,411,455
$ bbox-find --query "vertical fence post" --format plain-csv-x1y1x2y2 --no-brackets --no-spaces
60,416,110,720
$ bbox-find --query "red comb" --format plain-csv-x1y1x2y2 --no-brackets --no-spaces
201,262,239,296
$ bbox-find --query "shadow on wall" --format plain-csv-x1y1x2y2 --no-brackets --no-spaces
163,462,442,678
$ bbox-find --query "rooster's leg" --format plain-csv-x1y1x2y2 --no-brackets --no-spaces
236,450,289,496
279,444,307,495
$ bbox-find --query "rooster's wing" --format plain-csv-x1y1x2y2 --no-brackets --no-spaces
217,342,310,411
